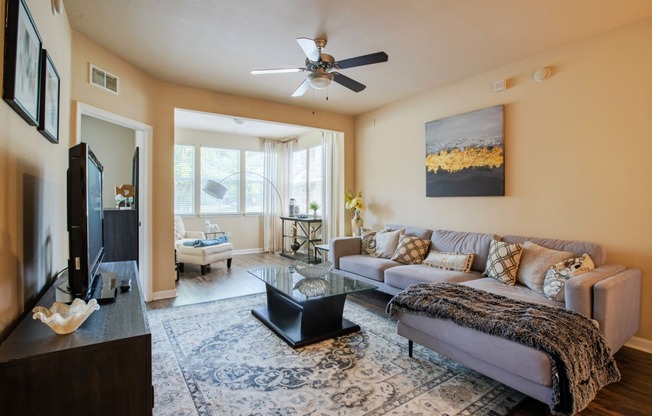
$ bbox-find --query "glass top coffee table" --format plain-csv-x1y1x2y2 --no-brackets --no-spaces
248,267,377,348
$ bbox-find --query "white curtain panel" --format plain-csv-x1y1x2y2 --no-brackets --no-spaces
263,139,294,252
322,130,345,243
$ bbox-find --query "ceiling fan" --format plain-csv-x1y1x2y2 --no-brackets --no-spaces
251,37,388,97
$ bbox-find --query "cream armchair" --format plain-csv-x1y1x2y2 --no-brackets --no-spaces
174,216,233,275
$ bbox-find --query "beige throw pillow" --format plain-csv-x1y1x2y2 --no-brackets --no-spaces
423,251,475,272
392,236,430,264
374,228,404,258
483,239,523,285
516,241,574,294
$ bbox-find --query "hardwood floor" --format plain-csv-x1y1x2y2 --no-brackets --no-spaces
146,253,652,415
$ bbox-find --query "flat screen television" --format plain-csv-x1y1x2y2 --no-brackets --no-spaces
67,142,106,300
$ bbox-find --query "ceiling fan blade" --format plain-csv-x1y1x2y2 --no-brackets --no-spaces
251,68,305,75
291,79,311,97
332,72,366,92
297,37,320,62
335,52,388,69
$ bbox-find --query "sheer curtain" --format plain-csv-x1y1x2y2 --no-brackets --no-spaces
322,130,345,243
263,139,294,252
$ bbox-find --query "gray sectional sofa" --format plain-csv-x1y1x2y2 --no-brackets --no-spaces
330,225,641,406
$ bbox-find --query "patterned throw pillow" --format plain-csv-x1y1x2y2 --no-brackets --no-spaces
483,239,523,285
543,254,595,302
391,236,430,264
361,229,377,256
374,228,405,258
423,251,475,272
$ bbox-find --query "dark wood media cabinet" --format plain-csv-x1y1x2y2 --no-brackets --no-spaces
0,261,152,415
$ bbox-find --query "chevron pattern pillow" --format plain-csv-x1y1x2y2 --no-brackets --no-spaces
391,236,430,264
483,239,523,285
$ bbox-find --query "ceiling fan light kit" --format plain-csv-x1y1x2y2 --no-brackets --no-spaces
252,37,388,97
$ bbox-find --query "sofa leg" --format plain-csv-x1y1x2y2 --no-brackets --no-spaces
178,263,185,272
408,340,413,358
201,265,207,275
227,258,232,268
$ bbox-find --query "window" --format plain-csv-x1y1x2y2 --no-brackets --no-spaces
201,147,240,214
174,144,194,214
175,145,266,215
291,145,323,216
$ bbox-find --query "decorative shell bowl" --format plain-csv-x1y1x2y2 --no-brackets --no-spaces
32,298,100,335
294,277,331,297
292,260,333,278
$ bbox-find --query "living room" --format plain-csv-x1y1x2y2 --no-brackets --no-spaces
1,0,651,414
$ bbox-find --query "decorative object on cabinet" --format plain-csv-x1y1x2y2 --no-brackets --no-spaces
281,216,322,263
425,104,504,197
351,209,363,236
309,201,320,218
37,50,60,143
115,184,135,208
32,298,100,335
2,0,42,126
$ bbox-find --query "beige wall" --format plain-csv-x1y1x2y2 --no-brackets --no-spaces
81,115,136,208
0,0,72,335
356,18,652,341
70,32,355,296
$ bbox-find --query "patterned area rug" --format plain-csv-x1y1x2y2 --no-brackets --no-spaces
148,294,524,415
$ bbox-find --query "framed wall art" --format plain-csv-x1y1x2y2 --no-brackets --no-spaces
38,50,60,143
425,104,505,197
2,0,43,126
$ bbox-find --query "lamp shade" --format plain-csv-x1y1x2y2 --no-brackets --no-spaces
202,179,227,200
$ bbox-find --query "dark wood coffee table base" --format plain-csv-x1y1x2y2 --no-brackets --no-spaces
251,283,361,348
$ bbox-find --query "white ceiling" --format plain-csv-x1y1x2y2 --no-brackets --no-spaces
63,0,652,117
174,109,314,138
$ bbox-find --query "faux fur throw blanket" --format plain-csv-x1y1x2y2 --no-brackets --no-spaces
386,282,620,416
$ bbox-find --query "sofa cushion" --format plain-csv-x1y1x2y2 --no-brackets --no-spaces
423,251,474,272
430,230,498,272
502,235,606,267
374,228,405,258
338,255,400,282
391,236,430,264
543,254,595,302
516,241,574,294
385,224,433,240
385,265,482,290
483,239,523,285
462,278,564,308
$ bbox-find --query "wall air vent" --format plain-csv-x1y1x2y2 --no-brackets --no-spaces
89,64,119,94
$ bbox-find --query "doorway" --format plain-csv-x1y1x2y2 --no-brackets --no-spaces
75,102,154,301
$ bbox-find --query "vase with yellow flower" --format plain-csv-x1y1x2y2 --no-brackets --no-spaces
345,190,364,236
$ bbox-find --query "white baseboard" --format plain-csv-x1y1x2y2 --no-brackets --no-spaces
233,248,263,255
152,288,177,301
625,336,652,354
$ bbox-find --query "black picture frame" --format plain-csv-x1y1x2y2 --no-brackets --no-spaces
2,0,42,126
38,50,60,143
